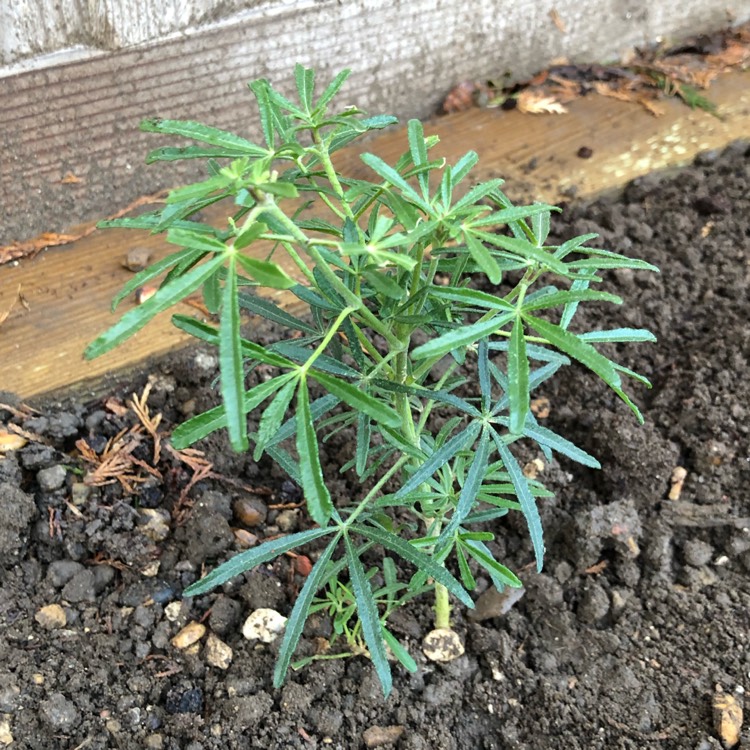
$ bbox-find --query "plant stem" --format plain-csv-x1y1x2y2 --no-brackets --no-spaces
434,583,451,629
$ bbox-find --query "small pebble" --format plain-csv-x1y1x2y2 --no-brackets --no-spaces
233,497,267,527
276,509,299,533
171,621,206,650
123,247,152,271
138,509,171,542
165,686,203,715
35,604,67,630
469,586,525,622
205,632,233,670
363,725,405,748
0,720,12,746
47,560,84,588
62,569,97,603
422,628,465,663
242,608,287,643
39,692,80,730
37,465,67,492
684,539,714,568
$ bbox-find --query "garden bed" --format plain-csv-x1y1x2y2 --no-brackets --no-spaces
1,140,749,750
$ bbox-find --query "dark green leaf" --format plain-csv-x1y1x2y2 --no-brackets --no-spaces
462,538,522,587
360,153,429,211
309,371,401,428
316,68,351,109
140,118,267,155
171,314,295,368
345,534,392,696
86,255,224,359
254,378,297,460
464,232,502,284
349,524,473,609
523,313,622,391
235,254,296,289
493,434,545,571
579,328,657,343
382,627,418,673
145,145,252,163
395,421,481,499
521,289,622,312
171,375,294,448
411,315,513,361
184,526,335,596
273,535,340,687
237,292,317,334
296,379,333,526
508,316,529,434
110,248,203,311
429,286,514,312
219,257,248,451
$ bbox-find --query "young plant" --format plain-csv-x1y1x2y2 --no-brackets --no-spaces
86,65,657,695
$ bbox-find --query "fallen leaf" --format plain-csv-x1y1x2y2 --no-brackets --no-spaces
0,431,27,452
584,560,609,575
714,690,743,749
60,171,83,184
549,9,567,33
516,90,568,114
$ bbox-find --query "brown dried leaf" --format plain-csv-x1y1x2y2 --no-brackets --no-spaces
0,431,27,452
714,691,743,749
707,41,750,69
549,9,567,33
60,172,83,184
516,90,568,115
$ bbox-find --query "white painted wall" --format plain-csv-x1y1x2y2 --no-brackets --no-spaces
2,0,747,70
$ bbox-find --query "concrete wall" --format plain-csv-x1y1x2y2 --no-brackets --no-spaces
1,0,747,244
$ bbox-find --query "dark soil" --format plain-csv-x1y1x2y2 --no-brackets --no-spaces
2,141,750,750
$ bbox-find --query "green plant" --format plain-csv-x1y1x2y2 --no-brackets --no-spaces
86,65,657,695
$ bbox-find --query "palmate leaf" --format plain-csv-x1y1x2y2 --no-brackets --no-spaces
345,533,392,696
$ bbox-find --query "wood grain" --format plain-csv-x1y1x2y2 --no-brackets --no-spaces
1,70,748,399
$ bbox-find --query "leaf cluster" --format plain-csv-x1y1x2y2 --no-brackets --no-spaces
87,65,657,695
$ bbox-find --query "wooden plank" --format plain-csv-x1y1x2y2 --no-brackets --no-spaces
2,70,748,399
2,1,742,244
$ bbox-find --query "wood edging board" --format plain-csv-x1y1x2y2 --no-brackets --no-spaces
1,70,748,400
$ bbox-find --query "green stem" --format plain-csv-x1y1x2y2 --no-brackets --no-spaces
434,583,451,629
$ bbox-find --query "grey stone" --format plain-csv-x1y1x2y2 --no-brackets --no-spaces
223,692,274,729
48,560,85,588
577,582,610,623
62,569,97,603
39,692,80,730
0,482,36,566
208,595,241,636
37,465,67,492
683,539,714,568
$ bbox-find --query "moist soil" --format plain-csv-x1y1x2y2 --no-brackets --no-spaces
1,141,749,750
